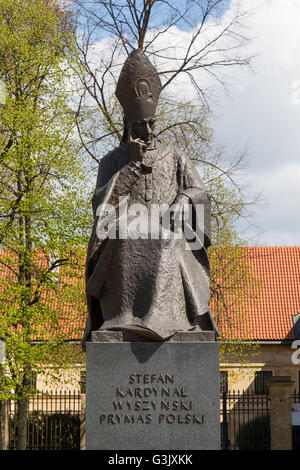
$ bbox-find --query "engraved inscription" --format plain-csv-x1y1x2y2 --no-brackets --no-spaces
99,373,206,425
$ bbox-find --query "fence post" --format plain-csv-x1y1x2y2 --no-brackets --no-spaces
0,400,9,450
268,376,294,450
221,392,229,450
79,372,86,450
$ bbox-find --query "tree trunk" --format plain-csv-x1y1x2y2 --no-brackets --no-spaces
16,367,32,451
16,203,32,451
16,396,29,450
0,400,9,450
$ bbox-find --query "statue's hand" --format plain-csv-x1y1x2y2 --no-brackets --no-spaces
128,138,147,162
169,194,190,230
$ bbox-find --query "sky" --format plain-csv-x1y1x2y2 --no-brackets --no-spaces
84,0,300,246
156,0,300,246
211,0,300,245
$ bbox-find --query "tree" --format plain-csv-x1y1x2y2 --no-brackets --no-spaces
73,0,251,143
72,0,253,196
0,0,90,449
74,0,251,98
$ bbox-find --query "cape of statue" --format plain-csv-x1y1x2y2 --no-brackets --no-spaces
82,49,218,345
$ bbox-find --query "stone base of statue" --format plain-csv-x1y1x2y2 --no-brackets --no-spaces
85,331,220,450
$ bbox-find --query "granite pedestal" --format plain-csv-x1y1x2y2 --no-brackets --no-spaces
86,333,220,450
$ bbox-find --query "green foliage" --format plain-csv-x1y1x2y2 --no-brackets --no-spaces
236,415,270,450
207,172,261,358
0,0,89,401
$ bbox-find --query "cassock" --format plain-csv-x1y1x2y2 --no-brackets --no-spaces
82,140,217,344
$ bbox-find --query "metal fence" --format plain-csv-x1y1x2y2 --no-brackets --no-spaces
220,391,270,450
6,389,300,450
292,391,300,451
9,391,81,450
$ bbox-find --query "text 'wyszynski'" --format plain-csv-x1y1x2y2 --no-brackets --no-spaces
95,196,205,251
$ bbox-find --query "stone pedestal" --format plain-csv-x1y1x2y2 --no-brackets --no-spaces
86,333,220,450
268,376,294,451
79,373,86,451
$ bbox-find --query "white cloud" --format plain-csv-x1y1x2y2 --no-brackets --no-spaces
212,0,300,245
151,0,300,245
84,0,300,245
244,163,300,245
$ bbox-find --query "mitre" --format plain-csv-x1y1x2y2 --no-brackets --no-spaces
115,49,162,122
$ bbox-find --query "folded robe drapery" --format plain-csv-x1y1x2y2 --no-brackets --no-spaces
82,142,217,344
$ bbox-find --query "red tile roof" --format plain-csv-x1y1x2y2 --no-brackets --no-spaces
214,247,300,341
0,249,86,343
1,247,299,342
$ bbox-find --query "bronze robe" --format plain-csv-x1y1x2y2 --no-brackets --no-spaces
82,141,217,344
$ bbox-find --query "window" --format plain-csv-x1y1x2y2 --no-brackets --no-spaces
254,370,273,394
220,371,228,394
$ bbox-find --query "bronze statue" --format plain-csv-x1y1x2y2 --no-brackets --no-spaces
83,49,218,345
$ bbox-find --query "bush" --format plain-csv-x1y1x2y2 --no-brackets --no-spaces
293,426,300,450
10,412,80,450
236,415,270,450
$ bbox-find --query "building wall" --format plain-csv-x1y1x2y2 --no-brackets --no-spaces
221,343,300,392
36,366,83,393
34,343,300,394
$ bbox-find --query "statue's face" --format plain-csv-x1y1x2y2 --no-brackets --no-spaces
129,117,156,147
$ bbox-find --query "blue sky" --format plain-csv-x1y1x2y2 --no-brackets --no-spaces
79,0,232,41
80,0,300,246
